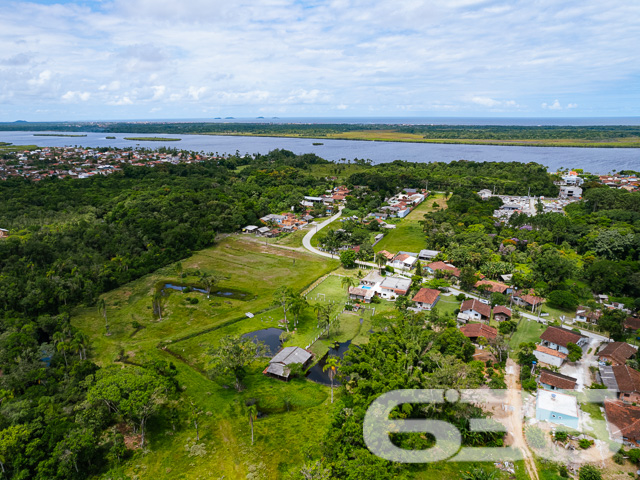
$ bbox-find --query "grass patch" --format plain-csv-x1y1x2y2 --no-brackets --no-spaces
72,236,338,365
374,194,447,254
509,318,546,349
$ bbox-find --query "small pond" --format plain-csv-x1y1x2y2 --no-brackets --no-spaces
242,328,284,357
306,340,352,386
162,283,249,300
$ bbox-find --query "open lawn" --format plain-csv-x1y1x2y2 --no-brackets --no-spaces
71,236,341,479
509,318,547,349
120,350,335,480
72,236,338,365
374,194,447,254
434,294,460,318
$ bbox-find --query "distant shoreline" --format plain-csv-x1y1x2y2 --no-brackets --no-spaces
123,137,181,142
33,133,87,137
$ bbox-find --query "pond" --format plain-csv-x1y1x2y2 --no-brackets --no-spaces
242,327,284,357
162,283,249,300
306,340,352,386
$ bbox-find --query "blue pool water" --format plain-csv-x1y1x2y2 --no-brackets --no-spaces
360,285,372,290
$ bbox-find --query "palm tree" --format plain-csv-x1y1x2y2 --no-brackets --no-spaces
247,404,258,445
97,298,110,335
52,331,69,367
199,273,219,296
323,356,340,404
71,331,88,360
375,253,386,274
341,276,356,302
152,291,166,321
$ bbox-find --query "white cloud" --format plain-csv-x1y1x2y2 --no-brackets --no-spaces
469,96,520,109
542,99,563,110
151,85,166,100
0,0,638,119
28,70,51,86
62,91,91,102
108,96,133,105
187,86,207,101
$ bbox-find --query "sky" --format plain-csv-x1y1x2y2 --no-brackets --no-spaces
0,0,639,121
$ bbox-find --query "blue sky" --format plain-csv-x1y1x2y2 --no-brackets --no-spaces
0,0,639,121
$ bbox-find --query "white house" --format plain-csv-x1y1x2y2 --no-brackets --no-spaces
534,345,567,368
391,253,417,272
379,277,412,300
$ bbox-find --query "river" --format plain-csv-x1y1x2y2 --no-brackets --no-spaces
0,130,639,174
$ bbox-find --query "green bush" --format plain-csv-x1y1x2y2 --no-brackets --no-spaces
558,465,569,478
578,464,602,480
189,297,199,305
522,378,537,391
578,438,594,449
627,448,640,463
554,431,568,442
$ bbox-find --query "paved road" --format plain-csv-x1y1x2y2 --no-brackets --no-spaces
302,209,343,259
302,208,377,268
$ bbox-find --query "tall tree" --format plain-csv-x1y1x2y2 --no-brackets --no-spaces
97,298,109,335
323,356,340,404
205,335,269,391
247,403,258,445
87,366,172,447
272,286,293,331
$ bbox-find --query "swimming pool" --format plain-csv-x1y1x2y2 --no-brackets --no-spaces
359,285,372,290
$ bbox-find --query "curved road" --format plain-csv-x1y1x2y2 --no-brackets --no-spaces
302,208,376,268
302,208,343,259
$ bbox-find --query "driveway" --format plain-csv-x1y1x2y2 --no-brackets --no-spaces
559,335,603,391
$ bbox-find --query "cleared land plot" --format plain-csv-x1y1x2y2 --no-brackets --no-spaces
126,348,334,480
72,236,338,364
509,318,546,349
374,194,447,254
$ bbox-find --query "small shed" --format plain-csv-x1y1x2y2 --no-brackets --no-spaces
264,347,313,381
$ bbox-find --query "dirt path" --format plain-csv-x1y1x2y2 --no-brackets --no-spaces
505,358,540,480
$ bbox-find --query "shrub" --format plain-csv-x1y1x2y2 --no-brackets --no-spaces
579,438,594,449
554,431,568,442
578,464,602,480
456,293,467,301
613,452,625,465
522,378,537,391
627,448,640,463
190,297,199,305
558,465,569,478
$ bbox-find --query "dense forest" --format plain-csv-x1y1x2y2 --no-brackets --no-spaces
347,160,559,197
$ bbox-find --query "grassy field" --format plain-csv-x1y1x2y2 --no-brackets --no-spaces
72,236,338,365
374,194,447,254
326,130,640,148
509,318,546,349
200,129,640,148
434,294,460,318
71,236,342,479
0,144,37,152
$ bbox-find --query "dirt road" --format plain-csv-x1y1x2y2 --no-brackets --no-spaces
505,358,540,480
